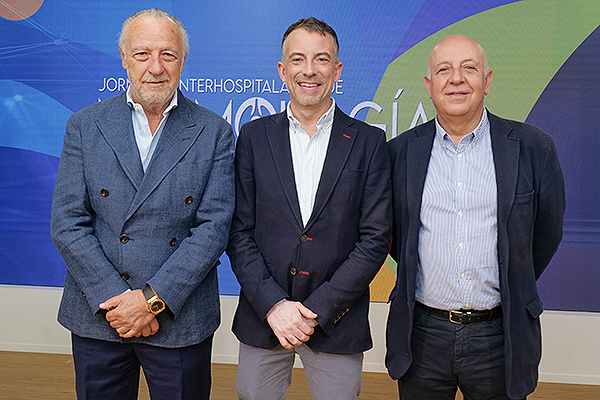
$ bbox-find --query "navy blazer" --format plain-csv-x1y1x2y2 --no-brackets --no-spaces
227,107,392,354
385,112,565,399
51,91,235,348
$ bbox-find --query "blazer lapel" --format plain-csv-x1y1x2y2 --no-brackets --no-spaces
489,112,520,230
406,121,435,227
96,95,144,190
405,120,435,299
126,99,201,220
305,107,356,230
266,112,304,229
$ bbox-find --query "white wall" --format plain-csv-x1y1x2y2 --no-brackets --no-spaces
1,285,599,385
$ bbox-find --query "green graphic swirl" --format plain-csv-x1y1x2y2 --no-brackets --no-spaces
370,0,600,276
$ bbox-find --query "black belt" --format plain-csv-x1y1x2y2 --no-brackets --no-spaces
415,302,502,324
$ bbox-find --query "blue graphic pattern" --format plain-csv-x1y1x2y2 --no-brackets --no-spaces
1,1,598,313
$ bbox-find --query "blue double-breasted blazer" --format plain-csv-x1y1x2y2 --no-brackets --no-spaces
51,90,235,348
385,111,566,399
227,107,392,354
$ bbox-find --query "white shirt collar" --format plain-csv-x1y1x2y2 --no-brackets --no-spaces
434,109,489,147
286,98,336,130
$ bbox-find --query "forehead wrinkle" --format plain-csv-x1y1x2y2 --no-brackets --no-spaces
435,57,479,67
428,42,486,78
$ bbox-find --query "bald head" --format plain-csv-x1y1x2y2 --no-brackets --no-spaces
427,35,488,80
423,34,493,138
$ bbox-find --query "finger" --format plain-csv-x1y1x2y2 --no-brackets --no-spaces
287,333,304,347
303,316,318,328
149,318,160,334
280,337,294,349
298,305,318,320
281,335,298,349
120,329,139,339
108,315,130,329
277,325,308,344
116,325,129,335
295,329,312,342
105,309,121,323
99,296,121,310
297,323,315,337
99,302,114,310
272,317,310,340
272,326,298,349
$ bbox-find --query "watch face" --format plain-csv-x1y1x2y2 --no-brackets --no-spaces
150,300,164,314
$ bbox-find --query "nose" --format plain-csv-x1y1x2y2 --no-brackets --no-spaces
148,55,164,75
450,68,464,83
303,60,316,76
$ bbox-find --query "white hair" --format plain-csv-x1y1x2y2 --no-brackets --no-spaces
119,9,188,55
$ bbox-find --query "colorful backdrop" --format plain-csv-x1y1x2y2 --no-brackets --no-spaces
1,0,598,310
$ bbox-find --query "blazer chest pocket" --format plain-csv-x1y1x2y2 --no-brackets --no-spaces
338,169,363,204
513,190,534,205
339,169,362,180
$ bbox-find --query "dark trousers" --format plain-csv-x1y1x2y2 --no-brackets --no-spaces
72,333,213,400
399,305,524,400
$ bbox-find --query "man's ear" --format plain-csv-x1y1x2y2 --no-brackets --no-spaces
119,44,127,70
484,69,493,96
424,76,432,99
277,61,286,83
334,61,343,82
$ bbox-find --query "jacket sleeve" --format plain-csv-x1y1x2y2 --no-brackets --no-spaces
51,114,130,314
226,127,290,319
303,130,393,334
533,136,566,279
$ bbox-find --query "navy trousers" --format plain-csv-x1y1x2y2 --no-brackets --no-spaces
72,333,213,400
398,305,524,400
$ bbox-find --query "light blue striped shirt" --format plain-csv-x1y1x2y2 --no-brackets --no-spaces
287,99,335,227
416,110,501,311
126,88,178,172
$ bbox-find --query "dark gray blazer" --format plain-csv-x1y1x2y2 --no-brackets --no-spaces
385,111,566,399
51,90,235,348
228,107,392,354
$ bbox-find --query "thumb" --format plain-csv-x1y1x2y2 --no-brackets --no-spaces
99,296,119,310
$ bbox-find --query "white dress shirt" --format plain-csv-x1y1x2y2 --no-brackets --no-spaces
287,99,336,227
126,88,178,172
417,110,501,310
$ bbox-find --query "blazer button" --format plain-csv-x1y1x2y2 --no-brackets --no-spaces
300,234,308,243
290,267,297,276
185,196,194,204
100,188,109,197
169,237,178,246
120,234,129,244
120,273,130,281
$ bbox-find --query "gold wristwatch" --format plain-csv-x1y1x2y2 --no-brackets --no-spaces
142,286,165,315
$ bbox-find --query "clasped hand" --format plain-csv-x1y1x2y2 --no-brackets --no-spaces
266,300,318,349
99,290,159,338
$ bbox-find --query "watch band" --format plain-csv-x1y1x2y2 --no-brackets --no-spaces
142,285,165,315
142,285,155,301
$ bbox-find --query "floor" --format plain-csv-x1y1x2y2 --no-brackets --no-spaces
1,351,599,399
